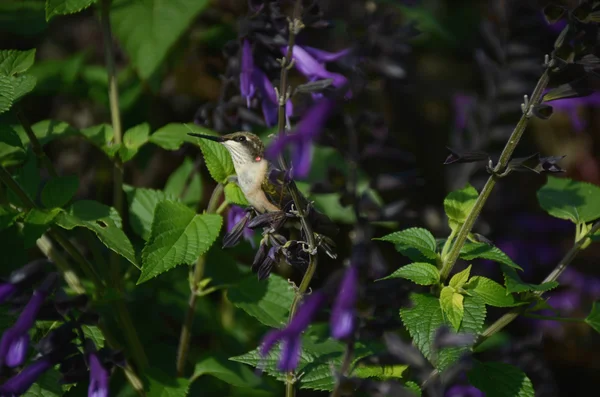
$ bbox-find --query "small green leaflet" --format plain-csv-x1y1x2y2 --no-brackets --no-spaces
0,123,26,164
46,0,95,22
55,200,138,268
41,175,79,208
14,120,78,147
80,124,120,158
119,122,149,162
123,185,177,241
22,208,61,248
226,274,294,328
374,227,438,259
465,276,525,307
0,206,19,231
449,265,471,289
0,76,14,114
23,368,63,397
149,123,210,151
440,286,464,331
139,201,222,283
460,241,523,270
192,355,261,388
444,184,478,225
468,361,534,397
12,74,37,101
0,49,36,76
378,262,439,285
502,265,558,294
225,182,249,206
585,301,600,333
145,368,190,397
190,129,236,184
537,176,600,223
164,158,202,206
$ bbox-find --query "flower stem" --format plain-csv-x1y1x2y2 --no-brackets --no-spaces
15,107,58,178
331,338,355,397
176,182,224,376
439,68,550,282
35,233,85,294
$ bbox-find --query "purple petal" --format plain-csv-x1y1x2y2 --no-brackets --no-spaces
302,46,352,63
286,291,326,334
240,40,256,107
5,334,29,367
330,266,358,339
260,329,286,357
255,69,277,105
227,206,246,233
445,384,485,397
0,283,17,304
294,98,335,140
452,94,475,131
278,334,302,371
284,45,329,79
88,352,110,397
290,138,313,178
0,358,52,395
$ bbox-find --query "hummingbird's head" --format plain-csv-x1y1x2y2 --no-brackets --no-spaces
188,131,265,166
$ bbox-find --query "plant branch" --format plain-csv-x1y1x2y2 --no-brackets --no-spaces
176,182,224,376
439,68,550,282
99,0,125,287
331,338,355,397
35,233,85,294
15,107,58,178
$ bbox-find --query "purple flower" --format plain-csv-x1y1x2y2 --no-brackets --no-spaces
227,205,255,247
0,357,52,395
253,68,293,127
445,384,484,397
330,266,358,339
240,39,256,108
266,98,335,178
260,291,326,371
452,93,475,131
545,92,600,132
0,274,57,367
0,283,17,304
282,45,351,97
88,351,109,397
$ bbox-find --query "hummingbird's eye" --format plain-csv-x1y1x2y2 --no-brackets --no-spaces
235,136,246,142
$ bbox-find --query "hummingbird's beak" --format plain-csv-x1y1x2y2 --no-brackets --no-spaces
187,132,225,143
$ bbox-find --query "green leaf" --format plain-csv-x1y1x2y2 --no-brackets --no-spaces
465,276,525,307
41,175,79,208
149,123,212,150
444,184,478,225
0,49,36,76
460,242,523,271
0,123,25,163
164,158,202,206
55,200,138,268
537,176,600,223
23,368,63,397
353,364,408,379
45,0,95,21
119,122,149,162
224,182,249,206
468,361,534,397
82,325,104,348
374,227,438,260
0,75,15,114
502,265,558,294
378,262,439,285
192,355,261,388
110,0,210,80
15,119,78,147
23,208,61,248
10,153,40,206
440,286,464,331
79,124,120,158
404,381,422,397
449,265,471,289
0,206,19,231
187,128,235,184
146,368,190,397
585,301,600,333
139,201,222,283
226,274,294,328
123,184,177,241
400,293,486,372
11,74,37,101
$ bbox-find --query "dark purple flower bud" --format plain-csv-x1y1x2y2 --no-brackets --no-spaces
224,206,254,248
283,46,349,90
544,92,600,132
260,291,326,371
247,211,286,230
0,357,52,395
266,98,335,178
88,351,110,397
0,273,58,367
330,266,358,340
443,148,490,165
240,39,256,108
302,46,352,63
0,283,17,304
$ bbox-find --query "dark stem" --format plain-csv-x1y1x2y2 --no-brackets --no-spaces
176,182,224,376
330,338,355,397
15,107,58,178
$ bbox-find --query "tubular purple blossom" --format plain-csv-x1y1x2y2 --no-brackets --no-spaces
260,291,326,371
283,45,348,88
0,357,52,395
0,274,57,367
226,205,255,247
254,68,293,127
0,283,17,304
88,352,110,397
240,39,256,108
330,265,359,340
266,98,335,178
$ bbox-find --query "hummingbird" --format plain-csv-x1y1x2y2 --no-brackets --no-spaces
188,131,338,254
